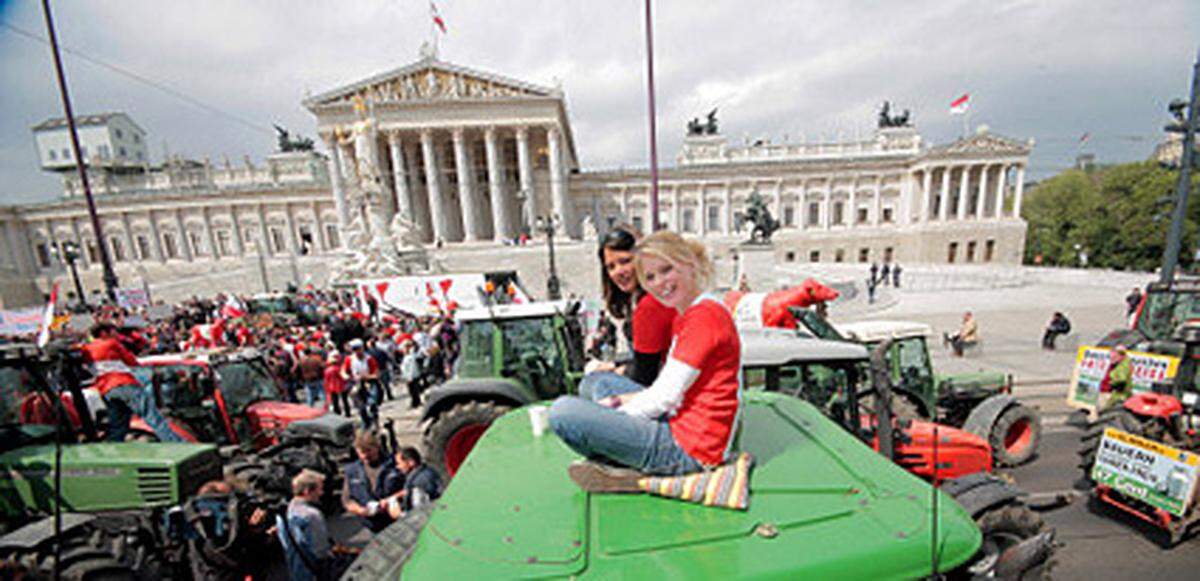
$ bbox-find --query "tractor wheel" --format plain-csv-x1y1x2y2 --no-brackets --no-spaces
1077,407,1147,488
989,405,1041,467
342,506,432,580
962,503,1051,580
424,401,512,480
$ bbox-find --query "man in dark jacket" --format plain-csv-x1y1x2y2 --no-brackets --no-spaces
1042,312,1072,350
387,447,442,520
341,431,403,533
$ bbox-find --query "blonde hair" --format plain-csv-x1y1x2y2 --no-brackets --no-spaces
291,468,326,496
634,231,714,292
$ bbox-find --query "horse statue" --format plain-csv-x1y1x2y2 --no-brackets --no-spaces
742,193,779,244
273,124,315,152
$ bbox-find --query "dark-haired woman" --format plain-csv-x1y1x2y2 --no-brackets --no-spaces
579,225,677,401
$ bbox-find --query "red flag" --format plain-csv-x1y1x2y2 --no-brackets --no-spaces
438,278,453,298
430,2,447,33
949,93,970,115
375,282,390,299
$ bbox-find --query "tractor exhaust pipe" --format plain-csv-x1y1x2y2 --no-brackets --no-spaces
869,341,895,461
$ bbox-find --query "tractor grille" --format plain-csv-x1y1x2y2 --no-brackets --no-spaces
137,467,173,504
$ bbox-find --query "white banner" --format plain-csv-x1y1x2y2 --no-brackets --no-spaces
353,273,529,315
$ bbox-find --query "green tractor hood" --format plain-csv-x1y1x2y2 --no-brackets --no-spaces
400,392,981,579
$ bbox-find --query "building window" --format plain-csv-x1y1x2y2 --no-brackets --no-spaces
163,233,179,259
857,207,869,225
682,208,695,233
35,243,51,268
884,246,894,263
118,146,128,158
269,227,285,253
135,151,144,161
216,230,232,257
109,237,125,262
807,202,820,227
324,224,340,249
706,205,720,231
785,251,796,262
985,239,996,262
947,242,958,264
784,205,795,227
833,202,845,225
99,145,110,159
135,235,151,260
189,231,206,256
809,250,820,263
297,225,314,254
133,133,141,144
966,241,977,263
835,248,845,263
243,229,254,243
115,128,124,139
61,148,71,160
631,215,644,234
85,241,100,263
48,149,57,161
882,207,894,223
858,248,870,263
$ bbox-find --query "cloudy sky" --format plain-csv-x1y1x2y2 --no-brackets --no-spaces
1,0,1197,205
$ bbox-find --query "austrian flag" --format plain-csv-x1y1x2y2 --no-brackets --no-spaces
950,93,970,115
430,2,447,33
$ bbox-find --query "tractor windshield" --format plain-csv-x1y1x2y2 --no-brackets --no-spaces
214,359,279,415
499,317,567,396
1136,290,1200,342
456,320,495,377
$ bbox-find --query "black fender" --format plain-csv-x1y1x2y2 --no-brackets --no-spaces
962,394,1019,440
420,377,537,424
941,472,1024,517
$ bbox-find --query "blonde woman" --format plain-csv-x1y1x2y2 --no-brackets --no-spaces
549,231,742,477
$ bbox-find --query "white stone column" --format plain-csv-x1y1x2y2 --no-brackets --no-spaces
147,211,166,263
322,133,350,231
547,125,578,238
421,130,450,243
848,180,857,228
387,132,414,225
485,127,514,241
993,164,1007,219
823,191,833,230
977,164,990,220
722,182,733,234
699,186,708,235
256,204,272,257
956,165,970,220
174,210,193,262
515,127,535,233
772,179,783,220
452,128,481,241
201,207,218,259
619,186,630,220
404,143,432,241
938,167,950,222
920,169,933,223
1014,165,1026,218
230,207,245,256
310,201,327,252
873,177,883,226
671,185,681,231
283,203,298,255
120,213,136,262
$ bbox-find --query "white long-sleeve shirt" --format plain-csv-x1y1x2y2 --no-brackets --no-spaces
618,357,700,419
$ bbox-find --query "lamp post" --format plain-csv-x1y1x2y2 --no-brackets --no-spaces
51,240,85,308
1160,50,1200,283
536,214,562,300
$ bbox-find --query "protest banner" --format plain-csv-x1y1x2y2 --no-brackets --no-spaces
116,287,150,309
1067,346,1179,413
1091,427,1200,517
0,307,44,337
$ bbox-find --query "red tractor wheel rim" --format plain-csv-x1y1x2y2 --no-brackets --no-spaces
1003,418,1033,456
445,423,489,477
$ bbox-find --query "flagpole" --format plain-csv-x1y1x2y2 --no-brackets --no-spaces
644,0,660,231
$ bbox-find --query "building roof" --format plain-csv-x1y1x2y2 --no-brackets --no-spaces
925,128,1033,157
31,112,145,135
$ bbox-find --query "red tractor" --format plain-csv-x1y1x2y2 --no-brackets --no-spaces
1078,321,1200,545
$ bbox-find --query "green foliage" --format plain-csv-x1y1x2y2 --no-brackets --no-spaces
1023,161,1200,271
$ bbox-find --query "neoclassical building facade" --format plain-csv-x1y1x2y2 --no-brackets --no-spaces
0,54,1030,305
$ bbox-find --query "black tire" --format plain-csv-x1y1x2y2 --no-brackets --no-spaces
341,506,433,580
423,401,512,481
968,503,1051,580
990,405,1042,467
1077,408,1146,488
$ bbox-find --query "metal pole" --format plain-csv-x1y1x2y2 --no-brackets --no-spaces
41,0,119,301
546,218,561,300
643,0,660,231
1161,51,1200,283
67,259,84,307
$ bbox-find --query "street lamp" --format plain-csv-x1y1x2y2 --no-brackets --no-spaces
51,240,86,308
536,214,562,300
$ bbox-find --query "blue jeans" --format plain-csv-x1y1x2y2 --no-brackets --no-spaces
303,380,325,407
105,384,183,442
550,372,701,476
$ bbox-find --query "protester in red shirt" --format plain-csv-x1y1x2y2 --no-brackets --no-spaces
82,322,182,442
551,231,741,477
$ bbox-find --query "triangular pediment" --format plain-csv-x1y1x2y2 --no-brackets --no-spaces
304,58,555,109
931,131,1031,156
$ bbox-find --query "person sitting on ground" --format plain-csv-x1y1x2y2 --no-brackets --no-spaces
386,447,443,520
579,225,678,400
82,322,182,442
342,430,404,533
283,469,333,581
1042,312,1072,350
944,311,979,357
549,231,742,479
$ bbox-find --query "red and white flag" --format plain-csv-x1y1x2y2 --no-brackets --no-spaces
430,2,447,33
37,282,58,348
220,295,247,319
949,93,970,115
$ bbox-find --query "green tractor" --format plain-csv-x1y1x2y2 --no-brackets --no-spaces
0,342,223,579
421,301,586,478
795,314,1040,467
345,335,1055,579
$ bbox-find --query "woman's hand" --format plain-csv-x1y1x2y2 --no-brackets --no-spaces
598,393,637,409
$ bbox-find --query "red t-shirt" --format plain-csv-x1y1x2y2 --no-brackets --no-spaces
80,338,141,396
667,298,742,466
632,293,677,357
324,364,347,394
